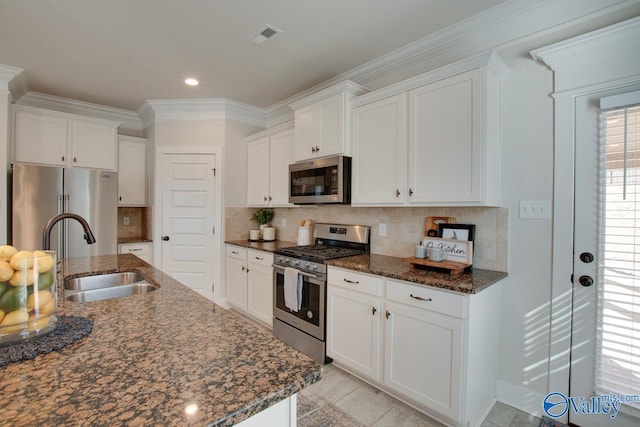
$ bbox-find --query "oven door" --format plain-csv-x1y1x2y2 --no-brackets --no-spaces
273,265,325,340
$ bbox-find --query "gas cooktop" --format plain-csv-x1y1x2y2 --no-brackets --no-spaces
275,245,366,262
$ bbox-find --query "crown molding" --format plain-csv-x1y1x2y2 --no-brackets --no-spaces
141,98,267,128
288,81,368,110
245,121,294,143
0,65,27,99
531,16,640,92
15,91,141,133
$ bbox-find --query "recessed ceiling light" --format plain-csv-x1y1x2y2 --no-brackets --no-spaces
185,78,199,86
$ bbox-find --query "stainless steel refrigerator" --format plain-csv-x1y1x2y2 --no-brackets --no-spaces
11,163,118,258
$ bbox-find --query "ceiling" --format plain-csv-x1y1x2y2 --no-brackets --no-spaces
0,0,508,111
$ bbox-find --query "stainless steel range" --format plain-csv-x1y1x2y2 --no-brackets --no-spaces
273,223,370,363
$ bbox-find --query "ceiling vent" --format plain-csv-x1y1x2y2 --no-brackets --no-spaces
250,25,282,46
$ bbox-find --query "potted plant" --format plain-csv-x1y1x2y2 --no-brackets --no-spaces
251,208,275,240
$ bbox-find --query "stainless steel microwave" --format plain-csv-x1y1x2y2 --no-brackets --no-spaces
289,155,351,204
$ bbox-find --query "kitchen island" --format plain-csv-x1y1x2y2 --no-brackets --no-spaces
0,254,322,426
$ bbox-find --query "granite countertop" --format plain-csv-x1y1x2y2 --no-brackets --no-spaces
327,254,507,294
225,240,297,253
1,254,321,426
117,236,153,244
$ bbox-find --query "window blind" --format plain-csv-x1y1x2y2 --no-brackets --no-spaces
595,104,640,412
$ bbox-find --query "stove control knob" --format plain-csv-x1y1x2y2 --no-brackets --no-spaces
291,260,300,267
308,264,318,271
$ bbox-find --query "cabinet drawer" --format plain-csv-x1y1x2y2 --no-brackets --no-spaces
328,267,383,297
386,279,466,318
226,245,247,260
118,242,151,255
247,249,274,267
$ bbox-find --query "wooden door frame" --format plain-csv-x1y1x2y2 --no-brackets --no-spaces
531,18,640,423
153,146,224,304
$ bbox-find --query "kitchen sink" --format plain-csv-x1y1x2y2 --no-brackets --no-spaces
65,282,158,302
64,271,158,302
64,272,147,291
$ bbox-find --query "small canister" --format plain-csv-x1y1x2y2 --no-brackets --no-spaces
414,245,427,259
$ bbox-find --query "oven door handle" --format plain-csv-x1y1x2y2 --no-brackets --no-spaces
273,265,320,280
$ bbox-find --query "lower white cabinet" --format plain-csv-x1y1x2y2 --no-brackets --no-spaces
247,249,274,327
327,266,501,427
225,245,274,328
118,242,152,264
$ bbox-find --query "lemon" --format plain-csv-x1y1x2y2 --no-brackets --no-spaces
9,269,35,287
27,314,51,331
0,309,29,331
0,261,13,282
0,308,4,323
10,251,34,271
39,297,56,315
0,245,18,260
27,290,53,312
33,251,55,273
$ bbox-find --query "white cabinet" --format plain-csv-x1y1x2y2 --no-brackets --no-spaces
327,269,383,381
118,136,147,206
225,245,274,328
351,94,407,204
13,105,119,170
351,64,502,207
226,245,248,311
326,266,501,427
247,249,274,327
290,81,367,161
118,242,153,264
247,123,294,207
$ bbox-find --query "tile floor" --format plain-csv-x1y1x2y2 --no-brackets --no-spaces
299,364,543,427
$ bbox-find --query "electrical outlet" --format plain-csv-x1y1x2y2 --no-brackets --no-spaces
519,200,551,219
281,218,287,228
123,216,130,226
379,223,387,237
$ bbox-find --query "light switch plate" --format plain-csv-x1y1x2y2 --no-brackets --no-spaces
519,200,551,219
379,223,387,236
123,216,130,225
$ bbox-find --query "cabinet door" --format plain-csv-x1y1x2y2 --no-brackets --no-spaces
247,138,271,206
316,93,344,157
14,109,68,166
247,262,274,327
327,285,382,381
268,130,294,206
408,69,482,203
226,252,248,311
352,94,407,205
294,105,316,161
384,301,463,420
71,118,118,170
118,138,147,206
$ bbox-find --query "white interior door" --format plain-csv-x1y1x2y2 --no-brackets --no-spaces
161,153,216,301
570,90,640,426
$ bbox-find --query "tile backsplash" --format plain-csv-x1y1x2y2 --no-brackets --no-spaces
225,206,508,272
117,207,152,239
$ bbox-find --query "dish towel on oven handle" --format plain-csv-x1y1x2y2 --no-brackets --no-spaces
284,267,302,312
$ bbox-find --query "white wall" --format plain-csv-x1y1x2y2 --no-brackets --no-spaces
496,56,555,415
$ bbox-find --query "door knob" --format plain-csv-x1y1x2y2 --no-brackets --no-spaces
579,275,594,287
579,252,595,263
162,236,170,241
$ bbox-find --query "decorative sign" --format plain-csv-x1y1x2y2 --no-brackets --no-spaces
421,237,473,265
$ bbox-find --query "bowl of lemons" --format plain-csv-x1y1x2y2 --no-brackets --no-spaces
0,245,57,346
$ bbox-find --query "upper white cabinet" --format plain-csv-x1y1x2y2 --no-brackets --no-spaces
13,105,119,171
351,57,504,207
290,81,368,161
118,136,147,206
247,122,295,207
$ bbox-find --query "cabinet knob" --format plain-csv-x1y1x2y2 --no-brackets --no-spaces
385,310,391,319
264,196,268,201
395,189,400,198
73,157,77,163
119,196,122,201
409,188,414,197
311,147,316,153
372,307,377,316
315,146,319,152
242,266,246,271
268,196,272,201
61,156,65,162
162,236,170,241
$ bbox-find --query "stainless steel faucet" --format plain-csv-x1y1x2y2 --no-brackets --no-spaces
42,213,97,251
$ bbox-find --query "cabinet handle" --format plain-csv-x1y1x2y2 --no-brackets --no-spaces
410,293,432,302
372,307,377,316
73,157,77,163
119,196,122,201
385,310,391,319
409,188,414,197
255,256,264,260
62,156,65,162
129,248,142,252
395,189,400,197
343,278,359,284
232,251,239,254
